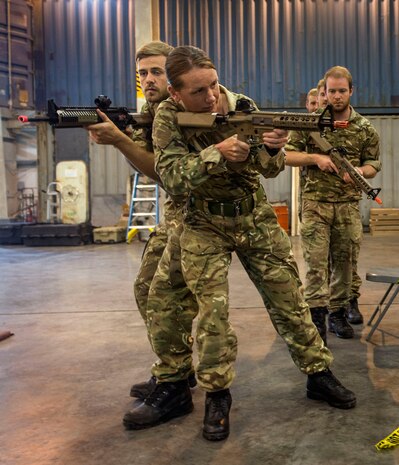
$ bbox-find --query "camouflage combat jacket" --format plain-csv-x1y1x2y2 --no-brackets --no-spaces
285,107,381,202
152,85,286,203
131,101,156,152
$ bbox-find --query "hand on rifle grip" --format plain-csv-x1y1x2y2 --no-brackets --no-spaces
215,134,250,163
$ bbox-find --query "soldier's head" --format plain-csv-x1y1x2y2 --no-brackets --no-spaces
135,41,174,103
165,46,220,113
306,88,318,113
324,66,354,114
317,78,328,109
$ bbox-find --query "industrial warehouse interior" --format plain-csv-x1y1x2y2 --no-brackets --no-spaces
1,235,399,465
1,0,399,465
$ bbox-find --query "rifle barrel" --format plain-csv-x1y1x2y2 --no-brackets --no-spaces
18,115,50,123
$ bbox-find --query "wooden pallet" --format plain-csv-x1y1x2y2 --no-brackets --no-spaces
370,208,399,236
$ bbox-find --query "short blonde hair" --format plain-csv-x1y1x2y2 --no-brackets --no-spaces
317,79,325,93
135,41,174,62
324,66,353,90
307,88,318,100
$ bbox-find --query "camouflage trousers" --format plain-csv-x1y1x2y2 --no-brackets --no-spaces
134,222,168,325
147,223,199,382
300,199,363,312
351,241,361,299
148,196,332,391
134,216,197,382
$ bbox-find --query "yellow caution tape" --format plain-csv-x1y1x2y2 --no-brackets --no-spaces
126,228,138,244
375,426,399,451
136,72,144,99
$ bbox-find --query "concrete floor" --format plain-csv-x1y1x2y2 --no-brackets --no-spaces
1,233,399,465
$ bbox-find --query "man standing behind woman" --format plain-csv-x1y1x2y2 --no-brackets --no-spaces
315,75,366,329
87,41,198,402
285,66,381,343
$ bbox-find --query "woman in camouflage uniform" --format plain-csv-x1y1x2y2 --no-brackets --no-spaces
124,46,356,441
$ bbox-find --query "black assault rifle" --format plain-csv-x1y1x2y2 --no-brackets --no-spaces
18,95,152,131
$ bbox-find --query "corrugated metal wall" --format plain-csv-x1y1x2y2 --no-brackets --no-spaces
362,115,399,213
35,0,399,112
0,0,34,109
158,0,399,111
36,0,139,196
38,0,137,109
90,142,132,197
9,0,399,209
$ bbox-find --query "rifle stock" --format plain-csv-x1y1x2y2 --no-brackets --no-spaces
18,95,152,131
310,132,382,204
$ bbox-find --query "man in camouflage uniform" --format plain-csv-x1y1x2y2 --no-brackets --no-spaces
123,46,356,442
285,66,381,343
87,41,197,401
306,87,319,113
317,78,328,109
315,76,364,328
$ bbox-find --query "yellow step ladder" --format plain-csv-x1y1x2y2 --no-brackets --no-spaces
126,172,159,242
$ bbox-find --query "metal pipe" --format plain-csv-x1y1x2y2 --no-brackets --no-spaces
7,0,13,109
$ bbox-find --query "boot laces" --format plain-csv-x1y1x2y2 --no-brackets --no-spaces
332,308,346,320
208,394,230,418
145,382,176,407
318,370,343,390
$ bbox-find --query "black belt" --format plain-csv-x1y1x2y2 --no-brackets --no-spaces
189,186,264,217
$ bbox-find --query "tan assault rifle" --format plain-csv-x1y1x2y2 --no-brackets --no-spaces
310,132,382,204
177,98,382,204
177,100,348,143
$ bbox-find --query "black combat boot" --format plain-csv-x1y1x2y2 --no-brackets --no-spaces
130,373,197,400
328,308,354,338
130,375,157,399
346,297,363,324
307,369,356,409
123,380,193,430
310,306,328,346
203,389,232,441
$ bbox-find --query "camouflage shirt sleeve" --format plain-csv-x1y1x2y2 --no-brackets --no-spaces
257,149,286,178
130,102,154,151
285,129,309,152
153,99,228,197
358,121,381,172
